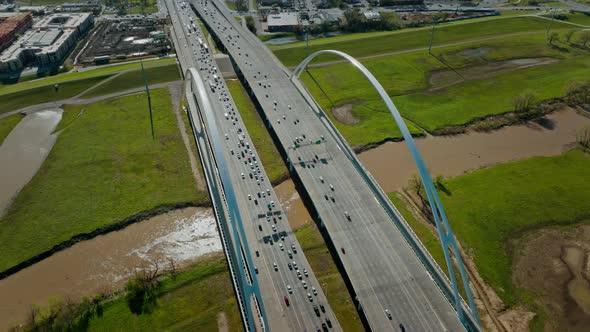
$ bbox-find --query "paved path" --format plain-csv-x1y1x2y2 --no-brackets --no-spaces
0,81,182,120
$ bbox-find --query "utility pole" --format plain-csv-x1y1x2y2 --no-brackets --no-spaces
140,59,155,140
546,9,556,37
428,18,437,54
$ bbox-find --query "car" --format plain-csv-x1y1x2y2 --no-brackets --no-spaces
287,285,292,294
247,194,251,200
341,247,346,254
254,267,258,274
302,280,307,289
312,287,318,296
284,296,290,306
399,323,406,332
319,304,325,313
321,323,328,332
258,225,262,231
313,305,320,317
241,173,245,179
385,309,392,320
279,243,284,251
288,263,293,270
345,211,351,221
255,250,259,257
303,269,308,277
291,243,296,252
292,261,298,269
326,318,332,328
297,271,302,279
307,293,313,302
272,225,277,232
273,262,278,271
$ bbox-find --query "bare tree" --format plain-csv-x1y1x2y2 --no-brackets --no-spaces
577,127,590,151
512,92,536,112
579,31,590,47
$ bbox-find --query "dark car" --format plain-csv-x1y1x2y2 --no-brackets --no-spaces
319,304,325,313
313,305,320,317
326,318,332,328
321,323,328,332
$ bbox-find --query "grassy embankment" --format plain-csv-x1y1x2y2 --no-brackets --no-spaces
80,64,181,98
277,18,589,144
0,114,24,145
226,78,362,328
84,254,243,331
437,149,590,307
0,76,109,114
127,0,159,14
226,79,288,184
0,57,175,94
0,89,206,273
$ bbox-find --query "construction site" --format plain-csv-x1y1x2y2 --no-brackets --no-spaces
74,16,171,65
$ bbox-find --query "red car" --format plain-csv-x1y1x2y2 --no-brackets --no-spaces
284,296,290,306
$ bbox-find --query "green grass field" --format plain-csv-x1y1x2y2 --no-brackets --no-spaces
273,16,572,67
0,114,24,145
0,89,205,273
0,58,176,95
555,12,590,26
294,224,363,331
81,64,181,98
0,76,109,114
226,79,289,184
300,31,589,140
439,149,590,306
86,254,243,331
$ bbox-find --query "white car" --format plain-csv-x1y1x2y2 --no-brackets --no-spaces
302,280,307,289
279,243,284,251
287,285,292,294
273,262,278,271
307,292,313,302
312,287,317,296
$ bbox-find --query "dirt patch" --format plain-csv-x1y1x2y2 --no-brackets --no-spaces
275,179,312,229
217,311,228,332
428,57,559,91
331,103,360,125
460,47,493,57
512,224,590,331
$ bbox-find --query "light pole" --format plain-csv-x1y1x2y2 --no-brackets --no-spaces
140,59,155,140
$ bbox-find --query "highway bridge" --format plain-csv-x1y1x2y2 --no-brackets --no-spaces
166,0,342,331
188,0,481,331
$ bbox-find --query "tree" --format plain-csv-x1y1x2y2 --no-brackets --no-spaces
245,15,256,34
125,264,162,315
579,31,590,47
235,0,248,12
512,92,536,112
577,127,590,151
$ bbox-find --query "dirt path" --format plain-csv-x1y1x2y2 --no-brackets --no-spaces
168,83,206,191
0,81,182,120
217,312,229,332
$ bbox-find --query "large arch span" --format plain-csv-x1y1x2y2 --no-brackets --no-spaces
291,50,480,328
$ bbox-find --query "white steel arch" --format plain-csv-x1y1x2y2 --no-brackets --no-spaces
291,50,480,328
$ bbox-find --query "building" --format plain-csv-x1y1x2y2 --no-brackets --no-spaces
0,12,33,53
0,12,93,72
363,11,381,21
267,12,299,32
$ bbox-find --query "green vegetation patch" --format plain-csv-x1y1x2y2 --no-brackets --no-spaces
81,64,181,98
0,75,109,114
295,224,363,331
226,79,288,184
273,16,571,66
0,57,176,95
0,89,204,272
0,114,24,145
301,33,589,141
86,254,243,331
439,149,590,305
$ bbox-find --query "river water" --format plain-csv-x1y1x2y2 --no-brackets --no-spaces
0,207,219,331
0,109,62,216
359,108,590,191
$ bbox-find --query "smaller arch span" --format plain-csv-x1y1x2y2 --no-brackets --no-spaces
291,50,480,329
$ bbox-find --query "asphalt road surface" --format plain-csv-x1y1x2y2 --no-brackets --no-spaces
190,0,471,331
166,1,342,331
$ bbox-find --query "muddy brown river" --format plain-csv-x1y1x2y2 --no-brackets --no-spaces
359,108,590,191
0,207,219,331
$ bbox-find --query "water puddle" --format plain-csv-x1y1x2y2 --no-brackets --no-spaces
359,108,590,191
0,109,62,216
0,207,220,331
